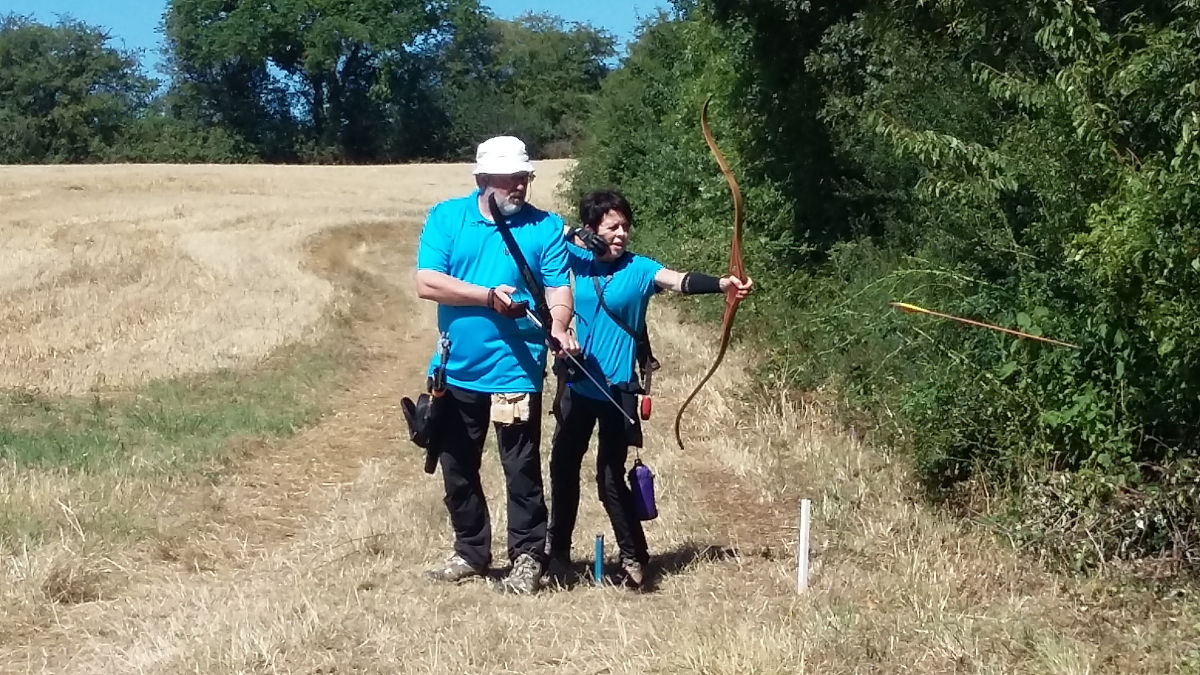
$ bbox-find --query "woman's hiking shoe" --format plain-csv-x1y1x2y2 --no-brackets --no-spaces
620,559,646,590
494,553,543,595
425,554,485,583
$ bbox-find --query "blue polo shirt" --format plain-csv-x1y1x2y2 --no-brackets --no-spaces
417,191,570,393
567,243,664,401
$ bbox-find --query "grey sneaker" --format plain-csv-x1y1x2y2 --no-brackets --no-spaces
495,553,543,595
425,554,485,583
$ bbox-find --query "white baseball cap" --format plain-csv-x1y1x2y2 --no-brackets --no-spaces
472,135,535,175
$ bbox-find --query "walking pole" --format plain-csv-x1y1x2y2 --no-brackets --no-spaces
523,308,635,425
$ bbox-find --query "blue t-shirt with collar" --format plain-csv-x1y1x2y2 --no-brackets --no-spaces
567,242,664,401
416,191,570,393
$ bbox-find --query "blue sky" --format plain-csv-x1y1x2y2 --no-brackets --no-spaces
2,0,670,77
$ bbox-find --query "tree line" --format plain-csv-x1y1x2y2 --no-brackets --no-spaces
0,2,615,163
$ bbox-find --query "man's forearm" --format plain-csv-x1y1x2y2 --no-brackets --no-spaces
416,270,488,306
546,286,574,329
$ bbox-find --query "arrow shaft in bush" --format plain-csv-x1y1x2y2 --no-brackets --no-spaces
889,301,1078,348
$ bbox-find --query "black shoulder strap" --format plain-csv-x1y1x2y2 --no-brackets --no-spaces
592,267,659,377
488,196,552,329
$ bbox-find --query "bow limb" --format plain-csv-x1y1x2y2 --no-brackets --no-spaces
672,299,742,449
673,96,747,450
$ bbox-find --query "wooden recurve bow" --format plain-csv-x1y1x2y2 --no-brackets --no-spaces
673,96,747,450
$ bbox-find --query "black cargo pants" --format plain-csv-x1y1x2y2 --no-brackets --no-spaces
432,385,547,569
547,386,649,566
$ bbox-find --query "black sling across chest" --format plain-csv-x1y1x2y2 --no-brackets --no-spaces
591,264,660,396
488,197,553,330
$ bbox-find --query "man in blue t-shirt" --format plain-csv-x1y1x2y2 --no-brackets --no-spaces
546,189,752,589
415,135,579,594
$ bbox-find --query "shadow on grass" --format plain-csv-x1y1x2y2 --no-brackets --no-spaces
537,539,781,594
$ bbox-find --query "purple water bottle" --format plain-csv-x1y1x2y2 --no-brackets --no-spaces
628,458,657,521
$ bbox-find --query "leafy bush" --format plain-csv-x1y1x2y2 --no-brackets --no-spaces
574,0,1200,573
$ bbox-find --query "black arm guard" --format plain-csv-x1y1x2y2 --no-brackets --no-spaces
681,272,723,295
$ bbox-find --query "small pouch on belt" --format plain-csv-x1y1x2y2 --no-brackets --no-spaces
613,383,644,448
491,392,531,425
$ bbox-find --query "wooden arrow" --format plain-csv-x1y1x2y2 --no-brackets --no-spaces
889,301,1078,348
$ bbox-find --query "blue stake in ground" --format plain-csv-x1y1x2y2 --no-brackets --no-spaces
594,534,604,585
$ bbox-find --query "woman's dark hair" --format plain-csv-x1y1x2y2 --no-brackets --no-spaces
579,189,634,230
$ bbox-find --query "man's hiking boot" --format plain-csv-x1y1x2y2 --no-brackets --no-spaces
494,553,543,595
620,558,646,590
425,554,485,583
544,552,577,588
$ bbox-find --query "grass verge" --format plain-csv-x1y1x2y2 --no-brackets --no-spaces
1,342,343,474
0,337,350,551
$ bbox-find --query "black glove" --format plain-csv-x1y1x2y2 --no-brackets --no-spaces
569,227,609,257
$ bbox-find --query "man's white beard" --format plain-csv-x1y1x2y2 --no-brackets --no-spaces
497,198,521,216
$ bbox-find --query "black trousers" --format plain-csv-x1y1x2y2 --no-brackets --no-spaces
547,386,649,565
432,385,547,569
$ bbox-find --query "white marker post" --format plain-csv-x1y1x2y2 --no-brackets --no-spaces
796,498,811,593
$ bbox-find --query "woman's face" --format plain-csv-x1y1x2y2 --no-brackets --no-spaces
593,209,630,259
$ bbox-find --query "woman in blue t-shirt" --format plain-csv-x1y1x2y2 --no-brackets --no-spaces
546,189,752,589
